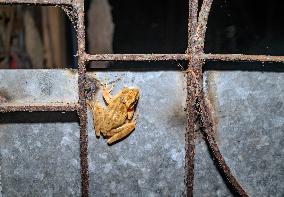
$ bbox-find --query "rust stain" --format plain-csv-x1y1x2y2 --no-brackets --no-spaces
85,73,101,101
167,102,187,143
0,89,12,103
66,68,78,76
206,71,220,142
0,95,8,103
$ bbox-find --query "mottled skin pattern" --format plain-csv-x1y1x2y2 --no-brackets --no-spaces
88,86,140,144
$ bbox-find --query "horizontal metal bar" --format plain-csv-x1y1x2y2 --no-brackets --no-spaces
85,53,284,63
0,103,79,112
202,54,284,63
84,54,190,61
0,0,72,5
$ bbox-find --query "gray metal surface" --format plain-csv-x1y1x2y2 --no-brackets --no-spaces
0,69,283,196
194,70,284,197
0,112,81,196
0,70,81,196
0,70,78,104
87,71,186,196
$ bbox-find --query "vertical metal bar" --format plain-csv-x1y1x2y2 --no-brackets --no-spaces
75,0,89,196
187,0,198,50
185,0,199,196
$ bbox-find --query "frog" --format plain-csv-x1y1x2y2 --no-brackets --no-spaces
88,86,140,145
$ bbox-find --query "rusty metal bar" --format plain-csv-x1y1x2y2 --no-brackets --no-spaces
202,53,284,63
187,0,198,50
0,103,78,112
84,53,190,61
75,0,90,196
185,0,199,196
85,53,284,64
0,0,72,5
193,0,213,51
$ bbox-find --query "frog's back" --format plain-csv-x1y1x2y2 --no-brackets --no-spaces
103,102,128,131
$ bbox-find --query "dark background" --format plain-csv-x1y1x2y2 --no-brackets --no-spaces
0,0,283,69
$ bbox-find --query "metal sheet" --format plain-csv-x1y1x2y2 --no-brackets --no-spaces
0,112,81,196
0,69,283,196
0,70,81,196
0,70,78,104
87,71,187,196
194,70,284,197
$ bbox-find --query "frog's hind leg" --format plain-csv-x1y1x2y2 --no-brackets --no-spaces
107,122,136,145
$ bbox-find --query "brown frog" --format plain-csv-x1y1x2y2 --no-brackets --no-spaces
88,86,140,145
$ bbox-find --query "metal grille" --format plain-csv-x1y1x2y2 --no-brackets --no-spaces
0,0,283,196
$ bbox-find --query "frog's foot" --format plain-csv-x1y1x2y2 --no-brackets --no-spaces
127,108,135,120
102,85,114,105
107,122,136,145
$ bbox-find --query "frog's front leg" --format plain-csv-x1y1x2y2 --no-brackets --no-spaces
102,86,113,105
107,122,136,145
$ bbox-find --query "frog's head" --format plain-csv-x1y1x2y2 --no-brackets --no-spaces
121,87,140,108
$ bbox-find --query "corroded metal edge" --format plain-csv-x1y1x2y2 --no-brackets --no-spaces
0,103,78,112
